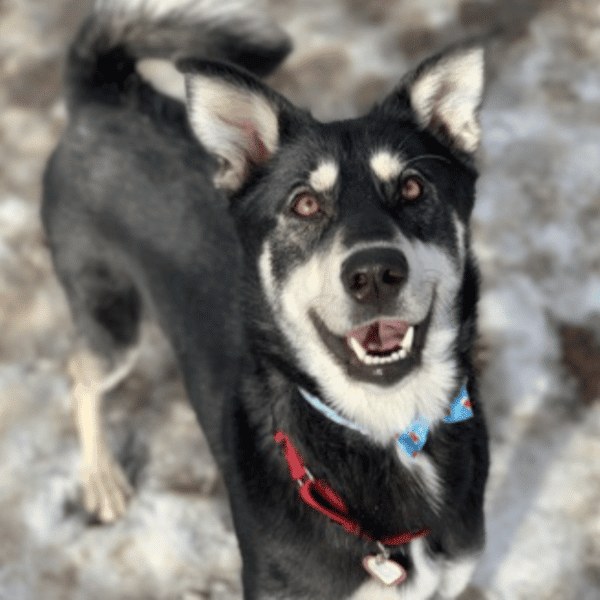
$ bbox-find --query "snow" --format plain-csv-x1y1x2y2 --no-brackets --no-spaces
0,0,599,599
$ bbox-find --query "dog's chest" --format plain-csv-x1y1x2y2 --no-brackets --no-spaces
347,538,441,600
347,580,433,600
347,581,417,600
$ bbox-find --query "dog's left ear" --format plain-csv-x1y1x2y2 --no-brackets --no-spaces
180,59,293,193
381,46,485,154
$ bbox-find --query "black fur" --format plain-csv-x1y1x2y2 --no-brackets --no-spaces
43,6,488,600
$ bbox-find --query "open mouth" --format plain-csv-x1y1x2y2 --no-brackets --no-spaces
309,305,433,385
347,320,414,366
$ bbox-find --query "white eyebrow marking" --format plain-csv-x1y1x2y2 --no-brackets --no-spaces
308,160,339,192
370,150,404,182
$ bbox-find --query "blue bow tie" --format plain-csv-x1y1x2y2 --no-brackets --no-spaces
298,384,473,458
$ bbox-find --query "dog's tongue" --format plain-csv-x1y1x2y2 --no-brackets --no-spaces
347,320,410,352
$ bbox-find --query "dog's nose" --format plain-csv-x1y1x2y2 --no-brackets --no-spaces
341,248,408,305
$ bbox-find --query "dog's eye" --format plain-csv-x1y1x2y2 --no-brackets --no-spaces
400,176,423,202
292,192,321,218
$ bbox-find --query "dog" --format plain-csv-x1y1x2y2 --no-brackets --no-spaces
43,1,489,598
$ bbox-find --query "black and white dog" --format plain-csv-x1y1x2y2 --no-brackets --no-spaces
43,1,489,598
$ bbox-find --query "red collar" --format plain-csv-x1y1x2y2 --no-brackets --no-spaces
274,430,430,547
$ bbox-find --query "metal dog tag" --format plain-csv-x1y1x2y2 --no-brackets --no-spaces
362,554,406,586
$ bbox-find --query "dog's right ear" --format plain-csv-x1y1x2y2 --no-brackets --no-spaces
180,60,290,193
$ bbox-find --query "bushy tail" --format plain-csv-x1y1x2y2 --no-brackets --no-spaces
66,0,291,109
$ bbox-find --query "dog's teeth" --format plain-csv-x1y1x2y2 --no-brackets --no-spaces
349,337,367,361
390,349,402,361
402,326,415,354
388,349,402,362
349,328,415,367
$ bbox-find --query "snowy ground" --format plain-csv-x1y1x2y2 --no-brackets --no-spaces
1,0,600,599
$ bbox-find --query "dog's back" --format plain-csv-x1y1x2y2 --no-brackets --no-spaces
42,1,290,522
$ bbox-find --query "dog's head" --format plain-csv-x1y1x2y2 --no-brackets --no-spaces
180,46,484,442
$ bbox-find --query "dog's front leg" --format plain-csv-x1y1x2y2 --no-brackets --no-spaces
68,346,137,522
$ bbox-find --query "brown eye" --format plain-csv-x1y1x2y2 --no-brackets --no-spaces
400,176,423,202
292,192,321,218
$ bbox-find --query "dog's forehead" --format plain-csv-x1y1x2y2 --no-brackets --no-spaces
294,120,428,188
304,150,405,188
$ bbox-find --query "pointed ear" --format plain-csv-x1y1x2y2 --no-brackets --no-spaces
383,46,485,154
179,60,284,192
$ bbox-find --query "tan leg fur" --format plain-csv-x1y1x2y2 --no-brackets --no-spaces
68,346,139,522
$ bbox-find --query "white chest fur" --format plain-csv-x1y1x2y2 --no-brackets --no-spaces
348,538,440,600
348,538,478,600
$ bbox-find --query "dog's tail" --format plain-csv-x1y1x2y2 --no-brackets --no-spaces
66,0,291,110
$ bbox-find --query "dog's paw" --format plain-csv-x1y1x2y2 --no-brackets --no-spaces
80,452,133,523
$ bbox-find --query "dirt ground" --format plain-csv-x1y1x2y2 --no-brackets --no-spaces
1,0,600,599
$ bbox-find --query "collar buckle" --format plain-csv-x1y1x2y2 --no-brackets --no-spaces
296,467,314,488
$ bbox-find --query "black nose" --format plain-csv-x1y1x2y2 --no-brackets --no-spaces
341,248,408,306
